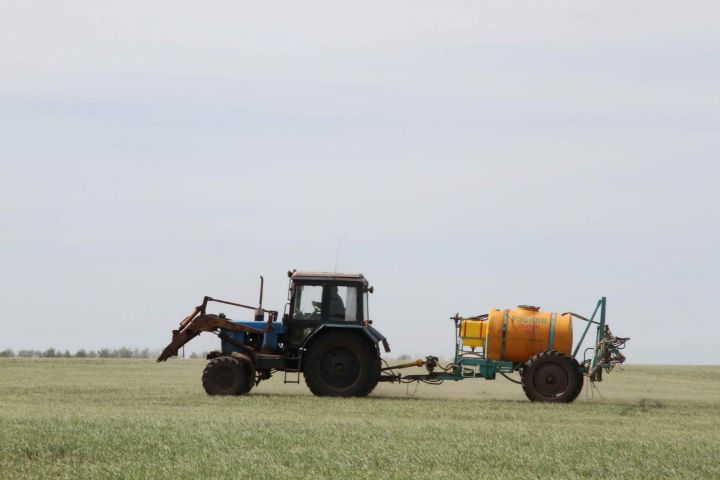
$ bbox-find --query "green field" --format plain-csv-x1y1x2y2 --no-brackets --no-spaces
1,359,718,479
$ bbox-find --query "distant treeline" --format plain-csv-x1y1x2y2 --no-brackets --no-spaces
0,349,418,361
0,348,209,359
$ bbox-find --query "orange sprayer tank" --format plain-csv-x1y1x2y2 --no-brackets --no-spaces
485,306,572,363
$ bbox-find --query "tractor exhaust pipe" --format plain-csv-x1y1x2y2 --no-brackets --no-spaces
254,276,264,321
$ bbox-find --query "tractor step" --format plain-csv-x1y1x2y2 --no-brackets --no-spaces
284,370,301,384
283,352,301,372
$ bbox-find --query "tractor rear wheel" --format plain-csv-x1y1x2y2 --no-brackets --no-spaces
202,356,252,395
521,351,584,403
353,346,381,397
303,332,379,397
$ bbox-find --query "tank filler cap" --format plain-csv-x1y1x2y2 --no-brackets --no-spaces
518,305,540,311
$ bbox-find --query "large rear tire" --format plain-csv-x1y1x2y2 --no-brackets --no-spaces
521,351,584,403
353,346,381,397
303,332,379,397
202,356,252,396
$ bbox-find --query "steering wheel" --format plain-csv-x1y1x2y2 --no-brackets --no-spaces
312,301,322,314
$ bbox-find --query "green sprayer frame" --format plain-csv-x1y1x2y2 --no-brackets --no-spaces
403,297,622,383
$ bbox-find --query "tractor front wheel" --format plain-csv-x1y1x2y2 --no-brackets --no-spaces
303,333,379,397
202,356,252,395
521,351,584,403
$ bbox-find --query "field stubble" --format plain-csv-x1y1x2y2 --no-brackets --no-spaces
1,359,718,479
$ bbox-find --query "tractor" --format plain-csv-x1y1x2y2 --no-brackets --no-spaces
158,270,628,402
157,271,388,397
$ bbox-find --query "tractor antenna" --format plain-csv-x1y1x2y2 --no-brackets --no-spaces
334,234,346,272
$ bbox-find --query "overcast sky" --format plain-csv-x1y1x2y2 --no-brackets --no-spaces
1,1,718,363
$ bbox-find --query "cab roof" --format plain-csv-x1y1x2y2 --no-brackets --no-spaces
290,271,368,285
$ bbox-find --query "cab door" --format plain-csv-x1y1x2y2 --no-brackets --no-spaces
287,283,327,347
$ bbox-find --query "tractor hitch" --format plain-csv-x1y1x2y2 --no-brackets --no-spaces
379,356,444,383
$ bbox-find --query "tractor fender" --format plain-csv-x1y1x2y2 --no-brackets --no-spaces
366,325,391,353
300,324,390,355
229,352,256,380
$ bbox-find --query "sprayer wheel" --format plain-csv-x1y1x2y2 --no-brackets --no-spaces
521,351,584,403
567,368,585,402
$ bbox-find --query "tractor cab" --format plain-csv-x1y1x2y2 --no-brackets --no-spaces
285,271,371,346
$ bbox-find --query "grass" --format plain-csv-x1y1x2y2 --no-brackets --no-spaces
1,359,718,479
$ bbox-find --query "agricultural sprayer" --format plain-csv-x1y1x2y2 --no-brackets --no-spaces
157,270,628,402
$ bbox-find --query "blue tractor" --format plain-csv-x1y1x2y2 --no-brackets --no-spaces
157,270,389,397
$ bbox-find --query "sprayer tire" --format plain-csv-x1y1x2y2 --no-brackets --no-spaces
303,332,377,397
202,356,251,396
521,351,584,403
567,367,585,402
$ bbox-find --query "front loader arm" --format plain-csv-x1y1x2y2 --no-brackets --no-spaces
156,311,266,362
157,292,279,362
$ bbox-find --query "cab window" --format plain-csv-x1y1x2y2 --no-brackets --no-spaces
328,286,357,323
292,285,323,321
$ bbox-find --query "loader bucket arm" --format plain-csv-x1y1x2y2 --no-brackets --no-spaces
157,312,266,362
